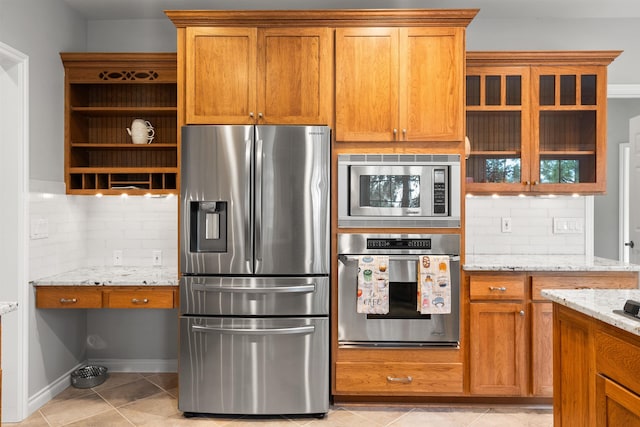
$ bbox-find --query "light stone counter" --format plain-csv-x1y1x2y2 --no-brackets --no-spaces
542,288,640,337
31,266,178,287
463,254,640,272
0,302,18,316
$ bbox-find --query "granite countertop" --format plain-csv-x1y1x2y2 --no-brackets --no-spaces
31,266,178,287
463,254,640,272
542,289,640,337
0,302,18,316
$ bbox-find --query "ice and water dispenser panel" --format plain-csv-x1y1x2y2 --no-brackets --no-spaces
189,201,227,253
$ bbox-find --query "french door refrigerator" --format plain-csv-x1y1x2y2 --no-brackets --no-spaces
179,125,330,417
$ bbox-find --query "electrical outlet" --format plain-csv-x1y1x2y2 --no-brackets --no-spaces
501,217,512,233
153,250,162,266
113,250,123,266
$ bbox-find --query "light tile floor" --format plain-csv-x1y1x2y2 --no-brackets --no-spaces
6,373,553,426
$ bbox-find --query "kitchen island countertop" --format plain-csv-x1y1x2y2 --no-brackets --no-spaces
542,288,640,337
463,254,640,272
0,302,18,315
31,266,178,287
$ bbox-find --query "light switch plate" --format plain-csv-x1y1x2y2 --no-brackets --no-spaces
113,250,123,266
30,217,49,239
501,217,512,233
553,217,584,234
153,250,162,266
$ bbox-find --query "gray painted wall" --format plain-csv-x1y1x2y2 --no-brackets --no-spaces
0,0,88,405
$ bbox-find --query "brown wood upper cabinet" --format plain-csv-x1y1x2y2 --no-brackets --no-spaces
335,27,465,142
465,51,621,195
184,26,332,125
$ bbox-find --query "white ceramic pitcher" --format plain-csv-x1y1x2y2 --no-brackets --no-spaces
126,119,155,144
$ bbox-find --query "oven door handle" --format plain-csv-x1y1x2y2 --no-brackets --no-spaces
339,255,460,263
191,324,315,336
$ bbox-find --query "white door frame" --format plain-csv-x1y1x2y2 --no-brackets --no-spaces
619,142,630,262
0,41,29,422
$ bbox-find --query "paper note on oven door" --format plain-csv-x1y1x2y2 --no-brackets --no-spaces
356,256,389,314
418,255,451,314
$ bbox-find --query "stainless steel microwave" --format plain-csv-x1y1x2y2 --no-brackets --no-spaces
338,154,461,228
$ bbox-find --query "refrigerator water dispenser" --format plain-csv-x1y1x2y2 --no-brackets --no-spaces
190,201,227,253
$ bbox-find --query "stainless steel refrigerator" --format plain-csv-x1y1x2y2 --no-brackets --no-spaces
179,125,330,417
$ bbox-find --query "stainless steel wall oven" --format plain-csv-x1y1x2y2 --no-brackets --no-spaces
338,233,460,347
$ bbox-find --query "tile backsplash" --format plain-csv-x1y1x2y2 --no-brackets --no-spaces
29,192,590,278
465,195,591,255
29,193,178,280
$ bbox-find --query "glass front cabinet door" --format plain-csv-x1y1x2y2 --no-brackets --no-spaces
465,51,620,195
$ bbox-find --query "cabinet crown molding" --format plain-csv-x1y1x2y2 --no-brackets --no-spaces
466,50,622,67
165,9,478,28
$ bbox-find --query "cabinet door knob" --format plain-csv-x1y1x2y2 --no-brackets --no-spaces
258,112,263,119
387,376,413,384
625,241,635,248
249,112,254,118
60,298,77,304
519,310,525,316
131,298,149,304
533,180,539,185
489,286,507,292
393,128,398,136
523,181,530,186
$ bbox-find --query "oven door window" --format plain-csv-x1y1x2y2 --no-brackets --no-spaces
359,175,420,208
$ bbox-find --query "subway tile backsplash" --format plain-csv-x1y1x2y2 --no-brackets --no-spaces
29,193,178,280
29,192,588,279
465,195,588,255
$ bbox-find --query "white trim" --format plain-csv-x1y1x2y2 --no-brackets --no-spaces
0,40,29,423
87,358,178,373
619,143,631,262
608,84,640,98
27,363,83,416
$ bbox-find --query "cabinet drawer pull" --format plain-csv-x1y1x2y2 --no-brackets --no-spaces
131,298,149,304
488,286,507,292
59,298,77,304
387,376,413,384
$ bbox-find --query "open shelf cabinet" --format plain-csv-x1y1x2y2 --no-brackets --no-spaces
61,52,178,195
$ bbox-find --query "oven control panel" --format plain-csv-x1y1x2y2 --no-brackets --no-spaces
366,238,432,250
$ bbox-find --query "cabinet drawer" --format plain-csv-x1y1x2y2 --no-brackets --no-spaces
35,287,102,308
106,289,174,308
469,274,526,300
335,361,463,394
531,273,638,300
596,330,640,396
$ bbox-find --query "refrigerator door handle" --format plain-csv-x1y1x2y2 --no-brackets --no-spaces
191,324,315,336
255,136,263,263
244,137,253,264
193,284,316,294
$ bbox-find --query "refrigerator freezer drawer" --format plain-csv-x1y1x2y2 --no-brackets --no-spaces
179,316,329,415
180,276,329,316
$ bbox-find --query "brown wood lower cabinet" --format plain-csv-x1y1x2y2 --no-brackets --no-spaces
333,347,463,400
35,286,178,309
336,362,463,394
554,304,640,426
467,270,637,399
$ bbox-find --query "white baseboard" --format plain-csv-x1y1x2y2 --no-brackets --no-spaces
26,359,177,420
27,362,84,417
86,358,178,373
